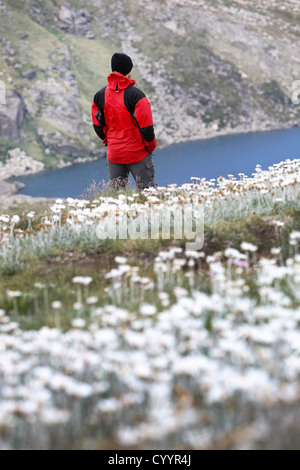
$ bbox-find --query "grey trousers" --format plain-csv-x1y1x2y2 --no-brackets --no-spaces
107,153,155,190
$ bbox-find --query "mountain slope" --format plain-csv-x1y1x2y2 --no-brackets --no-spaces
0,0,299,172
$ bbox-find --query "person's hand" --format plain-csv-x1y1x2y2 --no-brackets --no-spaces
144,140,156,154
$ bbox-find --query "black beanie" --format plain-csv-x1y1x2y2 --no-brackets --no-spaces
111,53,133,76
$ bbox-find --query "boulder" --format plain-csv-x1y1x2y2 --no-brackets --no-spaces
22,69,36,80
0,179,24,197
0,179,15,196
86,32,95,40
51,143,90,159
58,5,74,25
58,5,92,35
0,148,45,179
0,194,52,210
74,9,92,35
0,90,25,142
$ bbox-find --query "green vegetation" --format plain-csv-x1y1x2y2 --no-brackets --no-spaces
1,159,300,449
0,190,298,330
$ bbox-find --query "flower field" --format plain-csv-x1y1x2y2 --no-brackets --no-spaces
0,159,300,449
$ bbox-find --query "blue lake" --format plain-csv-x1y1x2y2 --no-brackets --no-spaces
16,126,300,198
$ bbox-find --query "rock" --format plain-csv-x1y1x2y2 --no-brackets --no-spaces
0,90,25,142
0,179,24,197
91,148,107,159
51,144,90,159
58,5,74,25
58,5,92,35
0,194,53,210
74,9,92,35
0,148,45,179
14,181,25,191
57,160,72,169
7,148,20,159
22,69,36,80
0,179,15,196
86,32,95,40
23,73,80,135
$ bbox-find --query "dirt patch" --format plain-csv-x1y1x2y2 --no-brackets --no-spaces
202,218,277,257
246,220,277,256
41,217,278,276
42,246,162,276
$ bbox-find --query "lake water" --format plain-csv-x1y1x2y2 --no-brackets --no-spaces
16,126,300,198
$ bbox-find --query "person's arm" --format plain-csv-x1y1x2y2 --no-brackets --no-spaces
91,88,108,146
134,96,157,153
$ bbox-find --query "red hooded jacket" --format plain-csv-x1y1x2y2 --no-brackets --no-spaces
92,72,156,164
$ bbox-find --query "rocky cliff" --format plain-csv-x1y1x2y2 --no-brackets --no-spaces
0,0,299,177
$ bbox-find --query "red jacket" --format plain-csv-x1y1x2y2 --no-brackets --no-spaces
92,72,157,164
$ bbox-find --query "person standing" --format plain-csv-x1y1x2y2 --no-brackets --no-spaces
92,52,157,190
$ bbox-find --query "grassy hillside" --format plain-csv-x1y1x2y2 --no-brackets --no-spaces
0,0,299,172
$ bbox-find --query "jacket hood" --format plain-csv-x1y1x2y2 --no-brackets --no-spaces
107,71,136,91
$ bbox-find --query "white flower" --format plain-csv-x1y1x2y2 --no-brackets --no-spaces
273,220,285,227
224,248,245,259
158,292,169,301
73,302,83,311
290,231,300,241
34,282,45,289
118,265,131,274
140,304,157,316
86,296,98,305
115,256,127,264
241,242,258,252
174,287,188,298
72,318,86,328
271,248,281,256
105,269,121,279
41,409,70,425
6,290,22,298
11,215,20,224
51,301,62,310
72,276,93,286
